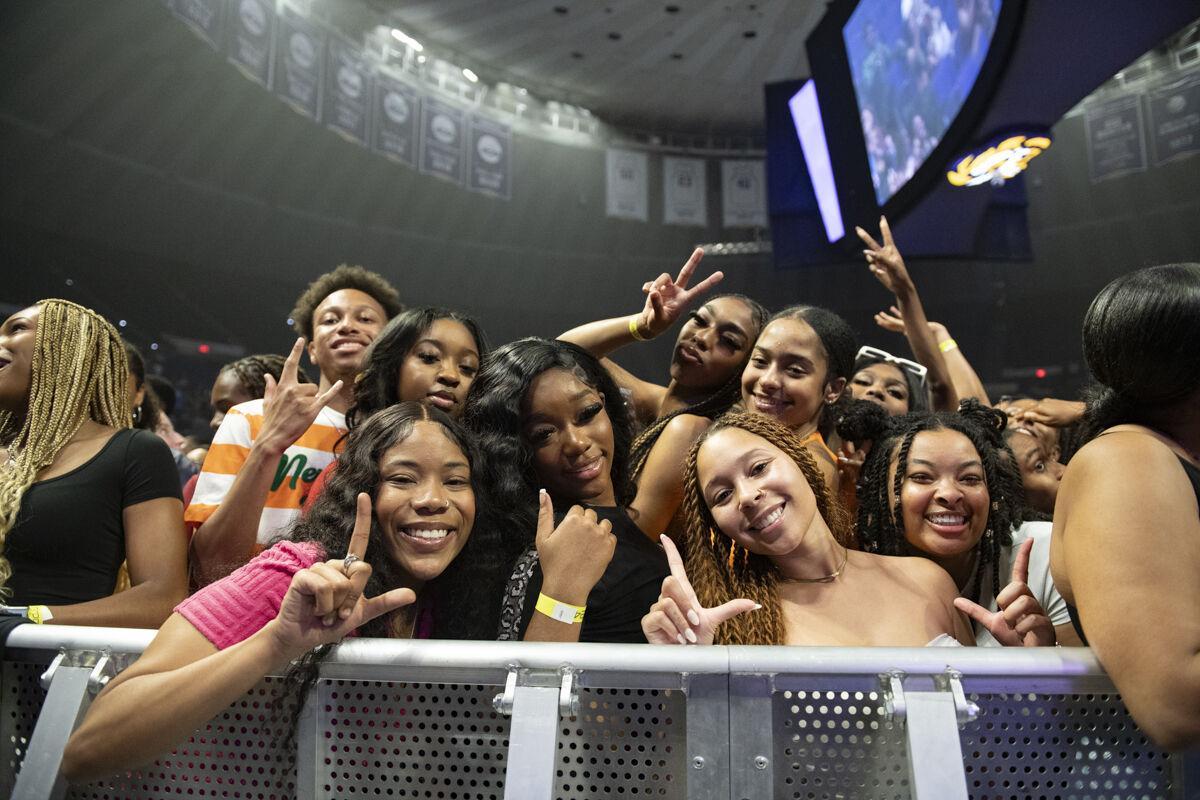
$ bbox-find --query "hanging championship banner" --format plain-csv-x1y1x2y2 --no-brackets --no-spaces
420,98,466,185
371,74,419,167
1085,95,1147,182
226,0,274,87
663,157,707,226
325,36,370,145
605,149,648,221
273,4,325,119
171,0,224,49
468,115,512,200
721,160,767,227
1147,76,1200,167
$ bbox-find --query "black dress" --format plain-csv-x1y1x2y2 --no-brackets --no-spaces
497,505,669,643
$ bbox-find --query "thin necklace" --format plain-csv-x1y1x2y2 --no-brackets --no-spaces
782,544,850,584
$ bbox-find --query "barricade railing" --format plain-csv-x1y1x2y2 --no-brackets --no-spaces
1,625,1194,800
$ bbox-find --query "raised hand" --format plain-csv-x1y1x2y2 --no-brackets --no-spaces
257,337,344,456
856,217,914,296
953,537,1054,647
874,305,949,340
535,490,617,608
641,535,758,645
837,440,867,492
1014,398,1086,429
634,248,725,338
268,493,416,660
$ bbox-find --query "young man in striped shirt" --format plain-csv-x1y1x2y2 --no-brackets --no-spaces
186,265,402,585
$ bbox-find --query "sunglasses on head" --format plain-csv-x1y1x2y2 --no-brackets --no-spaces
856,346,928,387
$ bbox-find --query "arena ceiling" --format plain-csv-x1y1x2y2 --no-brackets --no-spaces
362,0,827,136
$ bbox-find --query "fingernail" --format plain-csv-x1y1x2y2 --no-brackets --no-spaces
684,628,698,644
539,488,547,497
687,610,700,626
340,607,352,619
752,604,763,611
676,634,686,645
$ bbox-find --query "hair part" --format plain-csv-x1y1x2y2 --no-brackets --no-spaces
679,410,856,645
347,307,489,431
288,264,403,341
0,300,131,596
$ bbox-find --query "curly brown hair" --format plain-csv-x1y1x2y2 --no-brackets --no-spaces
289,265,403,340
681,410,856,645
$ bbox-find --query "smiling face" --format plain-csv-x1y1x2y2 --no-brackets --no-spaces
1007,428,1064,514
307,288,387,382
697,426,824,560
0,305,39,415
893,429,990,559
396,318,480,419
522,368,617,506
669,296,757,390
374,420,475,587
209,368,254,432
850,361,911,417
741,318,844,432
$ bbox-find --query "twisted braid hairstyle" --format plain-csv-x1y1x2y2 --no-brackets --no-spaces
346,307,489,431
221,354,311,400
853,399,1024,605
0,300,131,596
679,410,856,645
628,295,768,482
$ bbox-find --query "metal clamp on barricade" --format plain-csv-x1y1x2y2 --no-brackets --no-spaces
1,628,1193,800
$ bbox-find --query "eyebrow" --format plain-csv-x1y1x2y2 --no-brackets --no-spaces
414,338,479,359
382,458,470,471
910,458,983,470
700,305,748,339
701,447,770,494
523,389,598,424
753,346,814,369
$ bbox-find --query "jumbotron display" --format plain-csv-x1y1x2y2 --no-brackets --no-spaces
844,0,1002,204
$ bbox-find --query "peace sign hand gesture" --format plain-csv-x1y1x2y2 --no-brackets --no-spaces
856,217,915,296
953,537,1055,647
641,535,758,645
257,337,345,457
635,248,725,338
267,493,416,662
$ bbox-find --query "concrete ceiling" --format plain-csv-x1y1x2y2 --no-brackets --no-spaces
364,0,827,136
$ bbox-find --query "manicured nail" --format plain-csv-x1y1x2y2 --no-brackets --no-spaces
687,610,701,626
339,607,352,619
684,628,698,643
752,604,763,611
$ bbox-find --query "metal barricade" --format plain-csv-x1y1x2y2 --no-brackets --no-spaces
0,626,1193,800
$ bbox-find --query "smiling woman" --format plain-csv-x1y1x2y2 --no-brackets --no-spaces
61,402,493,783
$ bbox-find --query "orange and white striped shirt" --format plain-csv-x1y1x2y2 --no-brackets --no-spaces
185,399,346,545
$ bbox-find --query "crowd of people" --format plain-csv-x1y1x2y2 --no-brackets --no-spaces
0,216,1195,781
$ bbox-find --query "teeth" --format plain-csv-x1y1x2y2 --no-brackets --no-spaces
755,507,783,530
404,528,449,540
928,514,965,525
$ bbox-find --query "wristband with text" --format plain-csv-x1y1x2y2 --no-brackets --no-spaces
27,605,53,624
938,338,959,353
535,592,586,624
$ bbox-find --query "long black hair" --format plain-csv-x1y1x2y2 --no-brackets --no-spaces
1081,263,1200,438
852,399,1025,605
274,401,493,751
629,294,769,480
346,307,489,431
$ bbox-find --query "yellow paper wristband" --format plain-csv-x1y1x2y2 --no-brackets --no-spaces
938,338,959,353
628,317,649,342
26,605,52,624
535,593,586,625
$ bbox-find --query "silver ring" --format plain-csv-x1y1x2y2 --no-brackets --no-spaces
342,554,361,574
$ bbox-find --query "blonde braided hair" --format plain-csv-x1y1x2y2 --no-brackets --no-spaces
680,410,856,645
0,299,131,596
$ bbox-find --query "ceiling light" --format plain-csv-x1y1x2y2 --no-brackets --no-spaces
390,29,423,52
462,67,478,83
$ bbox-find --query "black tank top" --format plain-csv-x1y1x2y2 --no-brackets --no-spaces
1067,456,1200,644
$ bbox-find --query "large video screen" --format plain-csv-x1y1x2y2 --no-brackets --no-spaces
844,0,1002,205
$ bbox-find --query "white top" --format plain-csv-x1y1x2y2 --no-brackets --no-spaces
972,520,1070,647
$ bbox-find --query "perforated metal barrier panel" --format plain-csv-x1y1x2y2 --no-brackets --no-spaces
1,631,1194,800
